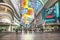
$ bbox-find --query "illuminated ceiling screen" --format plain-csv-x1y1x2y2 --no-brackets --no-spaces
20,0,45,24
28,0,43,15
40,0,48,5
35,0,43,15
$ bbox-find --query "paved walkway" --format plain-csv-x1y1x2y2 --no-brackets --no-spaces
0,32,60,40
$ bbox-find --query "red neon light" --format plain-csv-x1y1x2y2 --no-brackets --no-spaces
46,15,54,18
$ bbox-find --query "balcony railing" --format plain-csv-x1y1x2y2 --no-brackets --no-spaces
0,3,14,25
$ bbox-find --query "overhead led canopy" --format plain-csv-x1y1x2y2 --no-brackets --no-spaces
23,13,33,24
39,0,48,5
35,0,43,15
22,0,28,8
20,0,48,24
27,8,34,15
21,8,28,14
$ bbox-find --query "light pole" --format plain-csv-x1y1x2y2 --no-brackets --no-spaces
42,20,45,32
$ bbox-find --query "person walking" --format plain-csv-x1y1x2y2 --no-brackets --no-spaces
15,29,18,34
